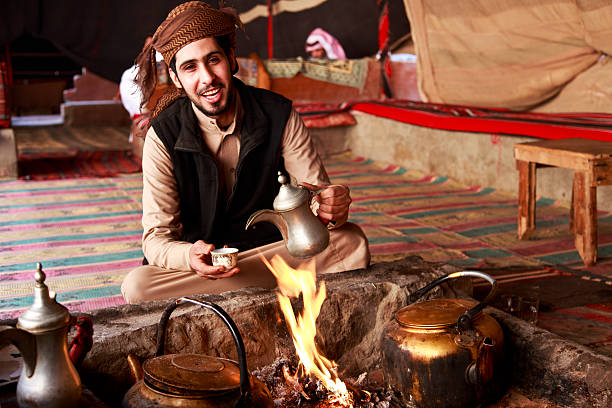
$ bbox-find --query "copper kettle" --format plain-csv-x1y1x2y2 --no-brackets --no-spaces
245,172,330,259
122,297,273,408
382,271,505,408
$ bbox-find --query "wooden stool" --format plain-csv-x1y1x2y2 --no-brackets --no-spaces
514,138,612,266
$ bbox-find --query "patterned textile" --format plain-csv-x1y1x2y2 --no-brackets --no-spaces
15,125,141,180
263,58,368,89
294,103,356,129
1,154,610,354
0,175,143,319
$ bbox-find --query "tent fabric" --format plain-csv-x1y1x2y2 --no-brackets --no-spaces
403,0,612,112
1,0,410,84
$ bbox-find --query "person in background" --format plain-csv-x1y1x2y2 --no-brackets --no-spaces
305,28,346,60
119,38,167,142
120,1,370,303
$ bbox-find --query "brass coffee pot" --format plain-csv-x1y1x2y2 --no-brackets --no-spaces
245,172,330,259
0,263,82,408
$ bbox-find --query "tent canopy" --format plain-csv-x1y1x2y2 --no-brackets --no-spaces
0,0,410,83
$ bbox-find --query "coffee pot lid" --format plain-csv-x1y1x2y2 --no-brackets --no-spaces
396,298,479,329
17,263,71,333
143,354,241,397
273,172,310,211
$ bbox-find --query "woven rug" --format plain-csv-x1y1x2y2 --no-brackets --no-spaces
0,175,143,319
1,154,610,354
14,125,141,180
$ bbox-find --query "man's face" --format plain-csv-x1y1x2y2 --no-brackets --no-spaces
169,37,236,125
309,47,326,59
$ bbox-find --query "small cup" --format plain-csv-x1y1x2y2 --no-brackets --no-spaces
500,294,522,316
519,296,539,325
210,247,239,269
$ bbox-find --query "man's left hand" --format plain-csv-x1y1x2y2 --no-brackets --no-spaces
301,182,351,227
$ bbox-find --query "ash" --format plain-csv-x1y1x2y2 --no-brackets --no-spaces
252,358,409,408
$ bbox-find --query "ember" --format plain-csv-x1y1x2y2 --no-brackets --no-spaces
252,358,405,408
260,255,406,408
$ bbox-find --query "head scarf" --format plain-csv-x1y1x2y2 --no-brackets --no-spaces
136,1,241,117
305,28,346,60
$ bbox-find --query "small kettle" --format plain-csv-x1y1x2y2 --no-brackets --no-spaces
122,297,273,408
0,263,82,408
245,172,330,259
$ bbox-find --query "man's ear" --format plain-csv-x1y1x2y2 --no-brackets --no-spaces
228,49,238,75
169,68,182,89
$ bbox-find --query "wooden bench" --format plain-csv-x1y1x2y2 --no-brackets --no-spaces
514,138,612,266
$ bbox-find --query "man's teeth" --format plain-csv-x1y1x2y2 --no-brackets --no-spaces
202,88,220,96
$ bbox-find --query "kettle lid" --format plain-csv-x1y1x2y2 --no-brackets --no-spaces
143,354,241,397
17,263,71,333
396,298,479,329
273,172,310,211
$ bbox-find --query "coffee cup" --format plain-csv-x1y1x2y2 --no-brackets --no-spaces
211,247,239,269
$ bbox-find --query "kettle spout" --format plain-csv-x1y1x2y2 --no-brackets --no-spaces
126,354,144,384
245,209,288,243
0,325,36,377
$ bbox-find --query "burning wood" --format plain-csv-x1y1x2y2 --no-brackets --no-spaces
252,358,404,408
259,255,405,408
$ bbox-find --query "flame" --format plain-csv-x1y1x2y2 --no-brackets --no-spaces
262,254,354,406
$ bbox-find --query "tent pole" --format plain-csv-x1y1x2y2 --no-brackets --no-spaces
267,0,274,58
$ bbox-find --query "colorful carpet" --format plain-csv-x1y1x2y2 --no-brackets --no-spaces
1,154,610,354
14,125,141,180
0,175,143,319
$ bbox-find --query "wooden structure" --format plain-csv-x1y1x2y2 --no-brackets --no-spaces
514,138,612,266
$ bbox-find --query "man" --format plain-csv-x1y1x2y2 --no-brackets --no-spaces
121,1,370,303
305,28,346,60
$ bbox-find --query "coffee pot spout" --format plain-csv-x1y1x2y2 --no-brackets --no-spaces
245,209,289,242
0,326,36,377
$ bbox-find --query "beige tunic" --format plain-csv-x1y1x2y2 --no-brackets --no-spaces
122,94,370,304
141,95,330,270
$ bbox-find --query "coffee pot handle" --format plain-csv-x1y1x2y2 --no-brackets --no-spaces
156,297,251,407
409,271,497,331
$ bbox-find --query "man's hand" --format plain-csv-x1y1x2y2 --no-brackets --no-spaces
301,182,351,226
189,240,240,279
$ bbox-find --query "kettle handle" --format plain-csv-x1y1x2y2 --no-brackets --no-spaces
156,297,251,407
409,271,497,331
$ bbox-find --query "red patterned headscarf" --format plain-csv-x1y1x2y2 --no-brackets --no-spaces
136,1,240,117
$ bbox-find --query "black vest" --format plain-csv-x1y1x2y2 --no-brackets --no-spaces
151,78,292,251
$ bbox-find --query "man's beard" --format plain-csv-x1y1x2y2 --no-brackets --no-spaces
190,81,235,118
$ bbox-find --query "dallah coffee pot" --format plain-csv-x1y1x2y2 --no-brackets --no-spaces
0,263,82,408
245,172,330,258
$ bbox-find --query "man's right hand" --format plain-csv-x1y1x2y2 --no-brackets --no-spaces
189,240,240,279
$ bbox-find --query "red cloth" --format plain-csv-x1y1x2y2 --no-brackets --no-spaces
349,101,612,142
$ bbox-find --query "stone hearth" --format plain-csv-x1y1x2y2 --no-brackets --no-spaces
9,256,610,407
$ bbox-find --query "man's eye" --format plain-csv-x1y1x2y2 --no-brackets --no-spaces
209,57,220,64
182,64,196,71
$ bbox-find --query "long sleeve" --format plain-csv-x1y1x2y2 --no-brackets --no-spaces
141,127,193,270
281,108,348,228
281,108,330,186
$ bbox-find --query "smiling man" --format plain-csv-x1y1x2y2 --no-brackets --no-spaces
120,1,370,303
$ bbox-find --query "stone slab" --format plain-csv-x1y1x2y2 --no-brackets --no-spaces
3,256,609,407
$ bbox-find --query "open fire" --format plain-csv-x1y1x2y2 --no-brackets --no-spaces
260,254,363,407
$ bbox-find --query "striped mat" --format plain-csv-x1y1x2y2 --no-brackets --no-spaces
14,125,141,180
0,175,143,319
1,154,611,320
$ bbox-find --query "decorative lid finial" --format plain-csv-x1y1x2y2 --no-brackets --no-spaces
277,171,288,185
35,262,45,285
17,263,71,332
